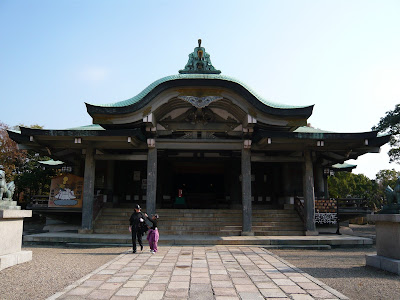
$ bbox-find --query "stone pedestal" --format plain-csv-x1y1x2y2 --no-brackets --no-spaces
0,200,21,210
0,209,32,271
366,214,400,275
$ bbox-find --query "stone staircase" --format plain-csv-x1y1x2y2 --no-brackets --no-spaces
93,208,305,236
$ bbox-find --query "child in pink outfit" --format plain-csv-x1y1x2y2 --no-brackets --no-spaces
146,214,159,253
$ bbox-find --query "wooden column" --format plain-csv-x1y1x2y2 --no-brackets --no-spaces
81,146,95,232
146,147,157,216
241,148,253,235
324,175,329,199
303,150,318,235
106,160,115,203
315,164,325,198
282,163,291,196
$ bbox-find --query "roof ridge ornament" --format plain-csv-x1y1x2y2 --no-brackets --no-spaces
179,39,221,74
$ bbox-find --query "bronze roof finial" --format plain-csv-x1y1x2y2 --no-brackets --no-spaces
198,39,202,48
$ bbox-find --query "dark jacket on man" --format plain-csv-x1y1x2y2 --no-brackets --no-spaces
129,211,146,232
129,211,146,252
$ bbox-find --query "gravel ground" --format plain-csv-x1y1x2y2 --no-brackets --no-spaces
0,246,127,300
270,247,400,300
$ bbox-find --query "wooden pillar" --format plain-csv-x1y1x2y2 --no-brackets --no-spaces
106,160,115,203
241,148,253,235
282,163,291,196
81,146,95,232
303,150,318,235
230,160,241,205
315,164,324,198
146,147,157,216
324,175,329,199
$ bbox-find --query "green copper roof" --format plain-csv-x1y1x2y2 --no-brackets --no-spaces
332,163,357,170
294,126,333,133
65,124,105,130
92,73,310,110
38,159,65,166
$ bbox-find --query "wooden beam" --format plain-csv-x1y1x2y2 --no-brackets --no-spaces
94,154,147,161
157,140,242,150
251,156,303,162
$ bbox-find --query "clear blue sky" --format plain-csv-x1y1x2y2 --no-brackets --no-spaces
1,0,400,179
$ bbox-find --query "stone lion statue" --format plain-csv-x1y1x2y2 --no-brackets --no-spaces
0,170,15,201
385,176,400,205
5,181,15,200
0,170,6,200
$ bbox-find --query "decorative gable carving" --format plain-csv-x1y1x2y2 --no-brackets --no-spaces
177,96,222,108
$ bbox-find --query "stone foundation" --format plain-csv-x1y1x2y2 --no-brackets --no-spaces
0,251,32,271
366,214,400,274
366,254,400,275
0,200,21,210
0,209,32,271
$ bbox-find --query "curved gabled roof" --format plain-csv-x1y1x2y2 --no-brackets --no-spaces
86,74,314,118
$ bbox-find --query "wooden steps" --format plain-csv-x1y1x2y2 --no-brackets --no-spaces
93,208,305,236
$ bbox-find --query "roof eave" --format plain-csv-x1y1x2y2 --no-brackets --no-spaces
86,78,314,120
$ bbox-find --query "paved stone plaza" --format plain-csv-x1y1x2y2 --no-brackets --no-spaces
48,246,348,300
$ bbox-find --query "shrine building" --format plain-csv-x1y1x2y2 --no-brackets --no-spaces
8,40,389,236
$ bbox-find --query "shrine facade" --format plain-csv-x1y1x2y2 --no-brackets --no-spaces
8,40,389,235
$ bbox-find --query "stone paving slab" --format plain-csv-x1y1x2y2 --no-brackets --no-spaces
24,232,373,247
47,246,349,300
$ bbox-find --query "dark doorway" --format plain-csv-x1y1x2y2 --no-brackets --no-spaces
171,161,227,208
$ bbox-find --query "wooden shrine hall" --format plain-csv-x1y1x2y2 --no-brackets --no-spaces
8,40,389,236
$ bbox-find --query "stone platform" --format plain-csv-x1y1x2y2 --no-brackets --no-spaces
0,200,20,210
0,209,32,271
366,254,400,275
0,250,32,271
23,232,373,248
366,214,400,275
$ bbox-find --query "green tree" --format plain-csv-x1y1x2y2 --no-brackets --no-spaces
375,169,399,189
328,172,357,199
0,122,55,201
328,171,380,209
0,121,27,181
13,152,55,200
373,104,400,163
328,169,400,210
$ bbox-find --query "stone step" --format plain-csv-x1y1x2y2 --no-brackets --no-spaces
93,228,240,235
254,231,305,236
101,208,297,215
93,224,303,234
93,208,304,236
100,210,298,216
95,218,300,226
94,218,302,226
98,213,297,219
23,232,372,247
95,224,304,232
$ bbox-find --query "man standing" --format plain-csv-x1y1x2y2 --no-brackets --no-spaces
129,204,147,253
